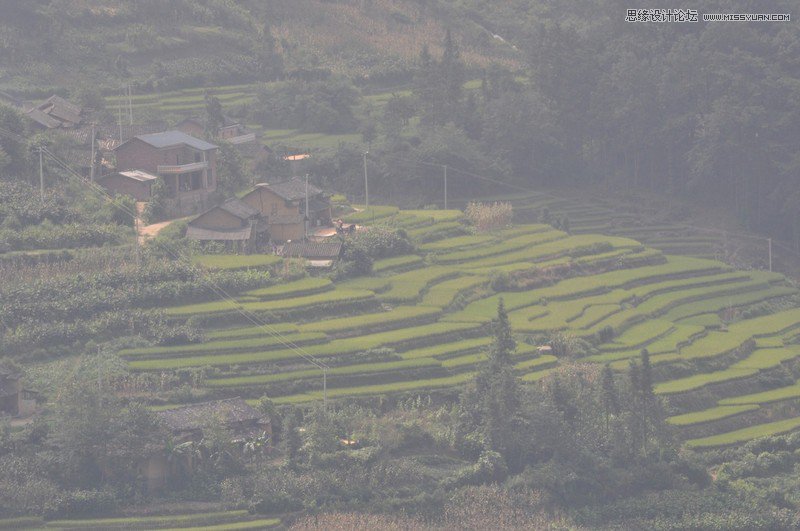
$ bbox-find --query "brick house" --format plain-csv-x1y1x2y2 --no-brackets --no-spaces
97,170,158,201
241,178,332,242
143,398,270,490
185,198,267,253
114,131,218,216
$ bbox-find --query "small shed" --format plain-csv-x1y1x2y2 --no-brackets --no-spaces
98,170,158,201
144,398,271,490
281,241,343,267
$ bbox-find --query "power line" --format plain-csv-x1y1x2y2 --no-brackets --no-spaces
0,125,331,405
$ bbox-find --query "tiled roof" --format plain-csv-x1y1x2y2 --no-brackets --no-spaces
156,397,265,433
281,241,343,259
97,122,169,144
24,107,61,129
257,178,323,201
118,170,158,182
218,198,259,220
122,131,218,151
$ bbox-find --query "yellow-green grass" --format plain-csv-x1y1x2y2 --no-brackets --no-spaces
514,354,558,371
298,305,441,334
400,337,493,359
720,382,800,406
162,518,281,531
667,405,760,426
677,313,723,328
441,343,539,368
460,234,642,269
165,289,375,317
420,275,487,308
337,276,393,292
686,416,800,448
206,322,299,340
421,233,495,251
373,255,424,272
377,266,461,303
207,357,442,387
130,321,482,370
401,209,463,221
240,277,332,300
271,372,477,404
119,332,326,358
0,517,42,529
598,320,674,351
567,304,624,330
344,205,399,223
407,221,464,240
662,285,796,321
458,257,729,321
585,324,705,363
192,254,282,270
44,510,253,529
654,347,800,395
653,308,800,365
521,367,557,382
432,230,567,264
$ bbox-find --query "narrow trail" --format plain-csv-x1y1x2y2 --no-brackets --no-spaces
136,202,176,244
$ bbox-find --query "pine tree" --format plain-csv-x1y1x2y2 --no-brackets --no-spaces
601,364,619,435
488,298,516,367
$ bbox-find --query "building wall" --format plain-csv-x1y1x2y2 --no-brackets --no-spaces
271,223,305,242
176,121,205,138
115,139,160,174
98,174,152,201
242,187,301,219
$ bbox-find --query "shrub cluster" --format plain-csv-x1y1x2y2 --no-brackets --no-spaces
465,202,513,232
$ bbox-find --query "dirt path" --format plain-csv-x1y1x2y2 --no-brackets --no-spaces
135,202,177,244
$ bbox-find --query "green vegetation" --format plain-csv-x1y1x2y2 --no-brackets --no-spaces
372,255,423,272
667,405,760,426
687,417,800,449
240,277,332,300
192,254,282,271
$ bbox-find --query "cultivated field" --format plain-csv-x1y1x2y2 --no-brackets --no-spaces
121,206,800,449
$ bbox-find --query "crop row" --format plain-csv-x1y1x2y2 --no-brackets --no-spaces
165,288,375,317
192,253,282,271
129,321,483,370
239,277,332,301
120,331,326,359
377,266,461,303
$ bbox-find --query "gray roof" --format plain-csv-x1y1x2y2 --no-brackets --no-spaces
282,241,343,259
118,170,159,182
156,398,265,433
24,107,62,129
126,131,218,151
98,121,168,144
219,198,259,220
257,178,323,201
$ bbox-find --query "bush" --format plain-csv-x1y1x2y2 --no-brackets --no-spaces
465,202,513,232
345,227,415,259
43,489,118,520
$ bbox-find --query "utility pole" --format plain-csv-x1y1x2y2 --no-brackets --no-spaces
363,151,369,209
128,84,133,125
768,237,773,272
90,123,96,182
443,164,448,210
323,367,328,410
118,98,123,141
304,173,309,240
38,146,44,201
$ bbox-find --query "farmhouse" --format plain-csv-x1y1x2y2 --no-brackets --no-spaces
97,170,158,201
23,95,82,129
241,178,332,242
186,197,267,252
114,131,218,216
143,398,270,490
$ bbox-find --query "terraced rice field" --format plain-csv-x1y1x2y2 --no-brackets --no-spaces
128,206,800,448
0,510,280,529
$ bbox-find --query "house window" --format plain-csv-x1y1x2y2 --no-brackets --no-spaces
271,203,278,215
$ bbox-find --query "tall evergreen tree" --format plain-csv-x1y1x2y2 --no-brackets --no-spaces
601,364,619,435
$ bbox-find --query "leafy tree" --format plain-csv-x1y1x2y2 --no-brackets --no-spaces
601,364,619,435
204,94,225,138
214,142,246,197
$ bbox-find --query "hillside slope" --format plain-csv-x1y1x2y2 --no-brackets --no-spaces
0,0,521,97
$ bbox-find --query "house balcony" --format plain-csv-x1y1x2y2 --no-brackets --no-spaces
157,161,209,174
